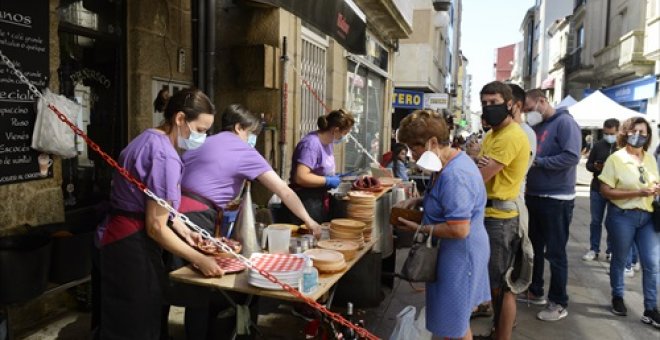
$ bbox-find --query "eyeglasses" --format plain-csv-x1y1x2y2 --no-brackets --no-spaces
638,166,646,184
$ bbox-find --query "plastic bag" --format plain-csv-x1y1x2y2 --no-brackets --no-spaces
32,89,80,158
389,306,432,340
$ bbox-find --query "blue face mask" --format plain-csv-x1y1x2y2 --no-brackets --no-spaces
178,123,207,150
333,134,349,145
247,133,258,147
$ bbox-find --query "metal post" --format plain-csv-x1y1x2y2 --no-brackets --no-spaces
279,36,289,178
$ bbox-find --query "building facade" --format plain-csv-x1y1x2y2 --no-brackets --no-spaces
494,43,515,82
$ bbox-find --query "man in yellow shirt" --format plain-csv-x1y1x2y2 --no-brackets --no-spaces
477,81,530,340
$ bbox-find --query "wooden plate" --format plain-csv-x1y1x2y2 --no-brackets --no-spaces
303,249,345,263
330,218,366,230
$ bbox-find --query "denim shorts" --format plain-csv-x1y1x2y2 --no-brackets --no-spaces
485,217,520,290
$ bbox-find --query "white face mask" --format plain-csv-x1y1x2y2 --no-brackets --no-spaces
416,142,443,173
526,111,543,127
178,123,207,150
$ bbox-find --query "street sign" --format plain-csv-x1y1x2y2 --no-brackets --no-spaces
423,93,449,110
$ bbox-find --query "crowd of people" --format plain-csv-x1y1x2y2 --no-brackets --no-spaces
392,80,659,340
92,81,659,340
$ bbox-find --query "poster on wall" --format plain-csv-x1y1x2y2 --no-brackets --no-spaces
0,1,50,185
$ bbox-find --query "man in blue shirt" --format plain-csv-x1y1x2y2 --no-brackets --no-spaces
517,89,582,322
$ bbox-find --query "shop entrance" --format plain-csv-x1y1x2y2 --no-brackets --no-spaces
57,0,126,208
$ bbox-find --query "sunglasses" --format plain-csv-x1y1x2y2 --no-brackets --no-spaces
638,166,646,184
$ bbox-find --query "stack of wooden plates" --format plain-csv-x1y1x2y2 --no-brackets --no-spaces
329,218,365,247
346,192,376,243
303,249,347,273
316,239,360,261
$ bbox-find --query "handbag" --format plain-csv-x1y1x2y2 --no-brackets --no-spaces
652,200,660,232
399,224,439,282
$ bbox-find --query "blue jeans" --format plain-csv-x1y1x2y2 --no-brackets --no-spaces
526,195,574,307
589,190,611,253
605,203,659,310
625,243,638,269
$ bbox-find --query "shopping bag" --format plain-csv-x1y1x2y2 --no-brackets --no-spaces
32,89,80,158
389,306,419,340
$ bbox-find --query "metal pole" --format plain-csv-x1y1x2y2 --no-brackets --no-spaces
279,36,289,178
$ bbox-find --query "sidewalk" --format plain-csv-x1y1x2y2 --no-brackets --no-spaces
20,186,659,339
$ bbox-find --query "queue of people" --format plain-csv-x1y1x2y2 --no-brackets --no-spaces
92,82,659,340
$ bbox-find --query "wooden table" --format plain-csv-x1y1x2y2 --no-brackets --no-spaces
170,237,378,302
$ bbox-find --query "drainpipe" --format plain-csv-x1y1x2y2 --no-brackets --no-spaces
604,0,611,47
279,36,289,178
205,0,216,102
195,0,206,92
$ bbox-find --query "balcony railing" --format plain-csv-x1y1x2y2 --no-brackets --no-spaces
565,47,582,74
594,31,647,70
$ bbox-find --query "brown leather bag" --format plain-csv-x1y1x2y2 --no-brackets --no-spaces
390,207,423,226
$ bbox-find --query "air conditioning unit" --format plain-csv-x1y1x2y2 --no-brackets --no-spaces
432,0,452,12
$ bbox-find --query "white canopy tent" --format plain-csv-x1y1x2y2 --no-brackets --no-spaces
555,95,577,109
568,90,644,128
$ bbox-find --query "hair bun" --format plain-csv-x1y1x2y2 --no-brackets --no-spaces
317,116,328,130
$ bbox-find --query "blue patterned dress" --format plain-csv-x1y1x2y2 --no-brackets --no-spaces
423,152,491,338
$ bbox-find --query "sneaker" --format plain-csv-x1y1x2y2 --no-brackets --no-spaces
633,262,641,272
582,250,598,261
537,302,568,321
605,253,612,262
517,291,547,305
641,308,660,329
624,268,634,278
611,297,627,316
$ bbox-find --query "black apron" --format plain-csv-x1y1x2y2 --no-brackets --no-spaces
286,187,329,224
99,228,164,340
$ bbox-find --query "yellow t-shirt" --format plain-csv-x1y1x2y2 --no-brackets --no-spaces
480,122,531,219
598,148,659,211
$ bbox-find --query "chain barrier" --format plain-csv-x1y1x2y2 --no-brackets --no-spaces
291,64,381,166
0,49,378,340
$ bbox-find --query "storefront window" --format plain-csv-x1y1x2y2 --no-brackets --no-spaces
57,0,125,208
345,61,385,170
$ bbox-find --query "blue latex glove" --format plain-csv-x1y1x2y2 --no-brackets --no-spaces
325,176,341,189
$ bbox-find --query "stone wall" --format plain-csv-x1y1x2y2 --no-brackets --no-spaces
0,0,64,236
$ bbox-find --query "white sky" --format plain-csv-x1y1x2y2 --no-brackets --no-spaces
461,0,535,113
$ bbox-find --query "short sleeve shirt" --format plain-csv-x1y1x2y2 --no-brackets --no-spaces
181,132,272,208
479,122,530,219
598,148,659,211
290,132,335,187
110,129,183,212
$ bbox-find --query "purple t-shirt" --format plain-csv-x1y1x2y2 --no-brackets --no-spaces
110,129,183,212
181,132,272,208
290,132,335,187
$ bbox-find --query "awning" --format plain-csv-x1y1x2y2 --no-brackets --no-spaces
541,77,555,89
251,0,367,55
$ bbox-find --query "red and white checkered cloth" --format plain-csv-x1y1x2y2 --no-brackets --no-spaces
250,253,304,273
215,258,246,274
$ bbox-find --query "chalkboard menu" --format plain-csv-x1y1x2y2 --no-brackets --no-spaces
0,2,50,185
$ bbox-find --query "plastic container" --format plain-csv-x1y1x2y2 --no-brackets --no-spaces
298,258,318,295
261,224,291,254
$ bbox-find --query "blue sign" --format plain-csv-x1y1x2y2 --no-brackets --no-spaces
587,76,658,103
392,89,424,109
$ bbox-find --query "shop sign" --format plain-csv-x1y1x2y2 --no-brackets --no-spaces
392,89,423,109
585,76,657,103
0,1,50,185
256,0,367,55
423,93,449,110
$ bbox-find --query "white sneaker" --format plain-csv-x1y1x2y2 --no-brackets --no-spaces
537,302,568,321
633,262,641,272
582,250,597,261
624,268,634,278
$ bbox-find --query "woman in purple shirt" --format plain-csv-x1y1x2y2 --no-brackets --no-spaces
179,104,322,339
288,109,355,223
95,89,222,339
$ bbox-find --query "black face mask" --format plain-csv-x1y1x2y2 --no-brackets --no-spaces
482,104,510,127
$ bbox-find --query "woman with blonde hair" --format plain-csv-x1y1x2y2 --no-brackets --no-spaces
599,116,660,328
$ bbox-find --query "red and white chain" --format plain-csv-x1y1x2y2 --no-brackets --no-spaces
0,49,379,340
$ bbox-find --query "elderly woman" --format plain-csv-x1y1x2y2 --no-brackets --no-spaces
599,117,660,328
395,110,491,339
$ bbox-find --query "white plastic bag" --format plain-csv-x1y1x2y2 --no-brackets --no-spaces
32,89,80,158
389,306,432,340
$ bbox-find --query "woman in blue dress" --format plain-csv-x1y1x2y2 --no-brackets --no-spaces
395,109,491,339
